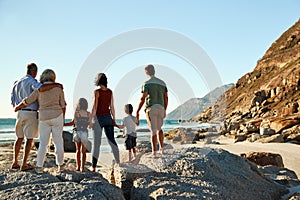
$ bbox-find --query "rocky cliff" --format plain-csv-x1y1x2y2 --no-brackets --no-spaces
166,84,233,120
193,18,300,142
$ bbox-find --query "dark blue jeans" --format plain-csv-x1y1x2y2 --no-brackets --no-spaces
92,114,120,167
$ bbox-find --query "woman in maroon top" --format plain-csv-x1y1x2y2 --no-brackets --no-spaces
90,73,120,171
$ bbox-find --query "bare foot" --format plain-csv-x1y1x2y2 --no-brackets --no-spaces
11,163,20,169
114,163,120,168
146,152,158,158
130,157,137,163
90,167,96,172
160,148,164,155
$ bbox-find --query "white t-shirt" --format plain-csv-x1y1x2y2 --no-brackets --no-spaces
121,115,137,137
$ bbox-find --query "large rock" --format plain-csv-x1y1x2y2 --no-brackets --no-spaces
0,169,124,200
240,152,284,168
112,163,153,199
60,131,92,152
270,119,300,134
258,165,300,188
131,147,288,200
256,134,284,143
165,128,198,144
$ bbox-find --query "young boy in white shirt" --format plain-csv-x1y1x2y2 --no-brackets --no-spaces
116,104,139,162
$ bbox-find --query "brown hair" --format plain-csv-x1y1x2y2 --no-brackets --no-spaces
76,98,88,111
145,64,155,76
94,73,107,87
124,104,133,114
26,63,38,76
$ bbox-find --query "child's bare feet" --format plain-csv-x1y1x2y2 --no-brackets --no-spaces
146,152,158,158
90,166,96,172
114,162,120,168
131,156,137,162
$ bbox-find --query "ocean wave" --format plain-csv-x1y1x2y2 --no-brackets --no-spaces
0,130,15,134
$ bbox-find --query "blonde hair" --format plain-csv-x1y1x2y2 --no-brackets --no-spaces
40,69,56,83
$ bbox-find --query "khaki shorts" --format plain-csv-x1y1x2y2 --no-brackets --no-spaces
146,107,165,136
15,110,39,139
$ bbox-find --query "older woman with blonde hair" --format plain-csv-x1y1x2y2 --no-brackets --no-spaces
15,69,66,172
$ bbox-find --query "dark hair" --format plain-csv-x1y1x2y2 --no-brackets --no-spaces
76,98,88,111
145,64,155,76
124,104,133,114
94,73,107,87
27,63,38,76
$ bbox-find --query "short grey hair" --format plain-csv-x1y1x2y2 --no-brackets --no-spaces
40,69,56,83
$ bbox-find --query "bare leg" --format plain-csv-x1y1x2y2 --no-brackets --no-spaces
81,143,86,172
128,150,132,162
132,147,136,159
75,142,81,171
21,138,33,167
13,138,23,166
158,130,164,154
151,134,158,156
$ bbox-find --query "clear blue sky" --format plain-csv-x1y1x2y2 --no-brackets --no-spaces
1,0,299,119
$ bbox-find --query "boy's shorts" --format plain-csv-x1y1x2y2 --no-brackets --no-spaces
125,135,137,150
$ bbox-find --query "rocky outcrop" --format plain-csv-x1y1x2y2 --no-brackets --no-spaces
193,19,300,144
258,165,300,188
164,127,219,144
129,147,289,200
103,142,300,200
240,152,284,167
0,152,125,200
0,170,124,200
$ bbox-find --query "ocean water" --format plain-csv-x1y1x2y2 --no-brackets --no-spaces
0,118,208,152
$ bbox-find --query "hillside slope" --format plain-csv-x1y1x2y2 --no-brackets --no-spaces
166,84,233,120
194,19,300,128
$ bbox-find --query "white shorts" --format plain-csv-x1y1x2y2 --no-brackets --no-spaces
73,130,89,143
15,110,39,139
